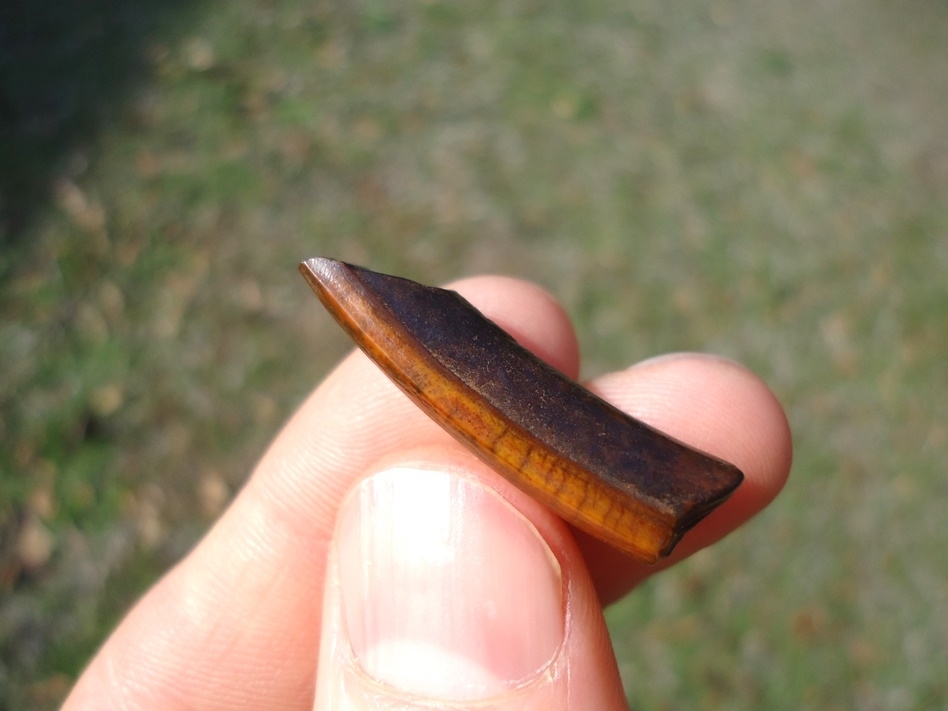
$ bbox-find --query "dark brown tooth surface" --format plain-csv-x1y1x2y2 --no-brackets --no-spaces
300,257,743,563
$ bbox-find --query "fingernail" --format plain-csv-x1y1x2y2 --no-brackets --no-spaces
336,467,564,700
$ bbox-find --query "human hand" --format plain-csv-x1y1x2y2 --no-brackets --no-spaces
62,275,792,710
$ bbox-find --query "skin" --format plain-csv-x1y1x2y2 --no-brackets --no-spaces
62,275,792,710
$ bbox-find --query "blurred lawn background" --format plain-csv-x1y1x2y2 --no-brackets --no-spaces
2,0,946,708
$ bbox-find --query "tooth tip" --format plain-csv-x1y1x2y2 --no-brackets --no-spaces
301,257,356,287
300,255,335,273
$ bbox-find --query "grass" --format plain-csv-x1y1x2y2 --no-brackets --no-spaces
2,0,947,708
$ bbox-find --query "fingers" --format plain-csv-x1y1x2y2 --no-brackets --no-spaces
61,272,791,710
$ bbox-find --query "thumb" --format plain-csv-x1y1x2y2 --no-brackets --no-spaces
314,454,629,710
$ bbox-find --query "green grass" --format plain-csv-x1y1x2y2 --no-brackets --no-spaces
2,0,947,708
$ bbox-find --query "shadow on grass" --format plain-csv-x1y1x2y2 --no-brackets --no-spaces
0,0,203,245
